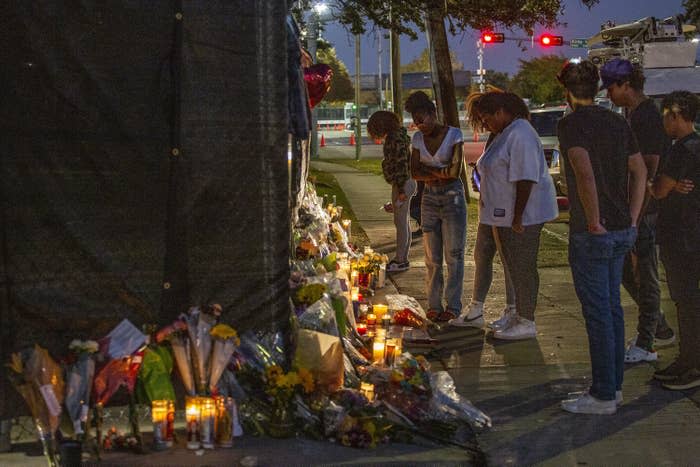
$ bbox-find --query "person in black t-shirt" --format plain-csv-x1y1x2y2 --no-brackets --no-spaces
556,60,647,415
600,58,676,362
649,91,700,390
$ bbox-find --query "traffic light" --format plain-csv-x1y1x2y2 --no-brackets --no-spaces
481,31,505,44
539,33,564,47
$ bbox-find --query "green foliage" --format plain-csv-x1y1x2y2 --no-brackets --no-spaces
485,70,510,91
316,45,355,103
684,0,700,24
335,0,565,40
401,48,464,72
509,55,567,105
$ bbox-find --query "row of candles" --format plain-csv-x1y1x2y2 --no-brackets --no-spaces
149,396,240,451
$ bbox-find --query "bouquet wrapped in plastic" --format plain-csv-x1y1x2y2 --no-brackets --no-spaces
386,294,428,328
182,304,221,394
168,332,195,395
208,324,240,393
6,345,65,466
135,344,176,404
64,340,98,437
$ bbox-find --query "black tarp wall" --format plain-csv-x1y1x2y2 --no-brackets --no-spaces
0,1,289,418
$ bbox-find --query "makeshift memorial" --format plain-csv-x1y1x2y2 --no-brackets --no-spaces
264,365,315,438
186,396,201,450
151,400,168,450
183,304,221,395
6,345,65,467
215,396,235,448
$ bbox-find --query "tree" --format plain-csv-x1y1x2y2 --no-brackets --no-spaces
485,70,510,91
401,47,464,73
316,42,355,103
509,55,567,105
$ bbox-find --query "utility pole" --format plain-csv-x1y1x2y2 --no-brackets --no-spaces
477,39,485,93
354,33,362,161
424,8,469,201
377,31,383,109
390,29,401,123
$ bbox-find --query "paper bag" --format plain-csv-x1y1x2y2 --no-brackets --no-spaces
294,329,344,392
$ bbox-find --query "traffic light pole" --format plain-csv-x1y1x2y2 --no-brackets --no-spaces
477,39,485,93
354,33,361,161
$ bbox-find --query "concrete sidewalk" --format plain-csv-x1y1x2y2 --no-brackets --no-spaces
311,158,700,466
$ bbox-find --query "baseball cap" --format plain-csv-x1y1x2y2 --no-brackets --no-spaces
599,58,633,90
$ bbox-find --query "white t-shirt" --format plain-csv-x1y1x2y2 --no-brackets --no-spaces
476,118,558,227
411,127,463,168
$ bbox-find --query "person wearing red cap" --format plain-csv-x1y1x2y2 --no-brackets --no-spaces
600,58,677,364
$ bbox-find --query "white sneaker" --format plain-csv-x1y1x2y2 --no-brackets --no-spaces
487,306,517,330
561,393,617,415
624,344,658,363
568,389,623,407
449,302,484,328
492,316,536,340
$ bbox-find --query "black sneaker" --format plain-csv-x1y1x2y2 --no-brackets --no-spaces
662,368,700,390
653,359,692,382
386,260,409,272
654,327,676,348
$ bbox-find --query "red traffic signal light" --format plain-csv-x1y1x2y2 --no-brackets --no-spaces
481,32,505,43
539,33,563,46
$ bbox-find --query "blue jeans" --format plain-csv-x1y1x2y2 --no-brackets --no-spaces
569,227,637,401
421,180,467,313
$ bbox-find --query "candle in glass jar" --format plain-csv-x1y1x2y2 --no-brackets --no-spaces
185,396,201,450
200,397,216,449
356,322,367,335
373,304,388,320
359,382,375,402
341,219,351,239
385,339,398,367
215,396,234,448
151,400,168,450
166,400,175,447
366,313,376,325
351,270,358,286
372,340,386,364
381,315,392,328
351,287,359,302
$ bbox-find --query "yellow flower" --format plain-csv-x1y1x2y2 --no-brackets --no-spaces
265,365,284,384
210,323,239,343
297,367,315,393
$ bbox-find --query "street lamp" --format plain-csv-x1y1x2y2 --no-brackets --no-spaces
308,2,328,160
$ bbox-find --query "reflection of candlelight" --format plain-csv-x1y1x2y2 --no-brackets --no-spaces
186,396,201,450
341,219,351,239
151,400,168,450
372,340,385,364
373,304,388,320
200,397,216,449
360,382,375,402
356,323,367,335
366,313,376,325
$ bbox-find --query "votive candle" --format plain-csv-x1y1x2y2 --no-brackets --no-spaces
185,396,201,450
366,313,376,325
372,340,386,364
200,397,216,449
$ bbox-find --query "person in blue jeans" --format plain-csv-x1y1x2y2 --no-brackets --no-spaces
405,91,466,322
556,60,647,415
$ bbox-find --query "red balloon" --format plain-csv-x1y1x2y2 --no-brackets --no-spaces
304,64,333,108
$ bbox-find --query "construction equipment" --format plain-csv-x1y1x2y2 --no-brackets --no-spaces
587,16,698,68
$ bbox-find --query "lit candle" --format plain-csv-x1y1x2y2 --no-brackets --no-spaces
356,322,367,335
372,340,386,364
215,396,234,448
366,313,376,325
151,400,168,450
373,304,388,320
360,382,375,402
185,396,201,450
381,315,392,328
351,270,358,286
351,287,359,302
385,339,399,367
166,400,175,447
200,397,216,449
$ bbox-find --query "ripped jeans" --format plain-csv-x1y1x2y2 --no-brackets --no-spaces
421,180,468,313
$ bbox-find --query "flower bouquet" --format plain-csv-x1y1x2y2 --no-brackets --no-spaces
6,345,65,467
264,365,314,438
64,340,98,438
182,305,221,395
208,324,240,394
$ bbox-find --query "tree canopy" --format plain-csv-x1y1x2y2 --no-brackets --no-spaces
401,48,464,73
508,55,567,105
315,41,355,102
334,1,600,40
